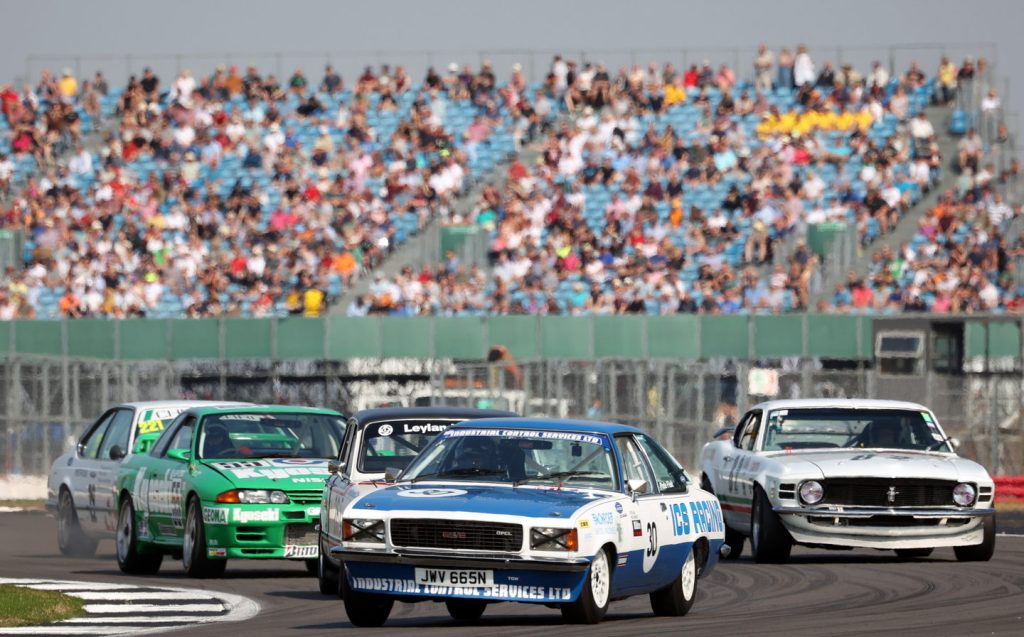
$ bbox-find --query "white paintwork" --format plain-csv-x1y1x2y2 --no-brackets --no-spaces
700,399,996,551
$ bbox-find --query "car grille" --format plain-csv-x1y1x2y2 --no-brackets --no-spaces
820,479,958,507
390,519,523,552
285,523,317,545
286,489,324,505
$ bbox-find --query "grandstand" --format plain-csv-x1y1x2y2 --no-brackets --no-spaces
0,48,1019,320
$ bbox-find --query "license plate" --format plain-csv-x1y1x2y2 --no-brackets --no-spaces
414,568,493,587
284,544,318,558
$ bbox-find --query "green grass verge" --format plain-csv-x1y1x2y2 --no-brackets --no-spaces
0,499,46,511
996,500,1024,512
0,585,85,627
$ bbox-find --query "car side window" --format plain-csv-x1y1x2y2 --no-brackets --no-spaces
337,419,357,465
616,436,655,490
634,434,688,493
163,417,196,455
98,409,134,460
80,411,116,459
732,411,755,448
739,410,763,451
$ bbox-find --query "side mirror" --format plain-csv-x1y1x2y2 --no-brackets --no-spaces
627,478,648,501
328,459,344,474
384,467,402,483
109,445,126,461
950,437,961,451
166,449,191,462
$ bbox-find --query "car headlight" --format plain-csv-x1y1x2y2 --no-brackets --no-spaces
953,483,976,506
530,527,578,551
799,480,824,505
215,489,289,504
343,518,386,543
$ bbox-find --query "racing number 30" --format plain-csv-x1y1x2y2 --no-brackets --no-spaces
645,522,658,557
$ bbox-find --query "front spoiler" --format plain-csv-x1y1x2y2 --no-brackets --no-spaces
773,506,996,518
774,506,994,549
333,547,591,572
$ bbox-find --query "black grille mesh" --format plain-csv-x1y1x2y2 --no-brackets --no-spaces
820,479,958,507
390,518,522,551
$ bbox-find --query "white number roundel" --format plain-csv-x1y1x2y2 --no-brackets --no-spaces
378,425,394,436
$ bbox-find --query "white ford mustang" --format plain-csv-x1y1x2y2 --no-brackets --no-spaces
700,399,996,563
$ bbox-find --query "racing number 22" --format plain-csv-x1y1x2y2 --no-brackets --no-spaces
645,522,658,557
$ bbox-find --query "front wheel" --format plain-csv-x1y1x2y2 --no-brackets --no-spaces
650,545,698,616
318,547,339,596
57,489,98,557
955,515,996,562
750,486,792,564
183,497,226,578
341,570,394,627
115,497,162,574
561,548,611,624
445,598,487,622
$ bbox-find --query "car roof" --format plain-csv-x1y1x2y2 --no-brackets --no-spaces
184,404,344,417
449,417,642,435
116,400,252,409
351,407,517,426
750,398,930,412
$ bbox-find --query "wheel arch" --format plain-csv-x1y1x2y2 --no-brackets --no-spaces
691,536,710,577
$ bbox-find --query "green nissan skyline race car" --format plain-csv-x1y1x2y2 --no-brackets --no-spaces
113,404,346,578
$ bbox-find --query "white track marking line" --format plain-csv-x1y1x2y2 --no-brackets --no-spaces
0,628,122,635
61,617,214,624
63,591,218,601
81,603,224,614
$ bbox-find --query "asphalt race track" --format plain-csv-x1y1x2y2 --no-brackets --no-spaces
2,511,1023,637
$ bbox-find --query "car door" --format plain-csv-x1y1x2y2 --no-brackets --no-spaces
322,417,358,548
93,408,135,533
613,434,666,593
71,410,116,534
719,409,762,532
143,416,195,543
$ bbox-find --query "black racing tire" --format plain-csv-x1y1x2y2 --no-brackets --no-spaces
183,496,227,578
445,598,488,622
57,488,98,557
341,570,394,627
115,496,162,575
954,514,996,562
304,558,318,575
561,547,612,624
650,544,698,616
894,548,934,559
317,545,339,596
701,474,744,560
750,486,792,564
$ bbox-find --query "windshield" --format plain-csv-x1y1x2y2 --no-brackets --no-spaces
762,408,952,452
198,412,345,459
400,427,618,491
359,419,459,474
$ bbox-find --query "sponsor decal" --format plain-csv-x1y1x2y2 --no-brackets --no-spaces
378,424,394,437
306,506,320,517
686,499,724,534
614,502,624,514
921,411,934,423
137,419,165,434
268,458,326,466
578,519,590,529
401,423,449,435
591,512,614,527
396,488,467,498
617,554,628,567
202,507,229,525
351,577,573,601
219,414,272,421
443,429,608,447
211,459,328,481
141,407,186,422
284,545,318,558
208,548,227,557
632,519,643,537
232,508,280,523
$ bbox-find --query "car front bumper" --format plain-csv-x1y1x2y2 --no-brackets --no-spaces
335,547,591,603
200,503,321,560
774,505,995,549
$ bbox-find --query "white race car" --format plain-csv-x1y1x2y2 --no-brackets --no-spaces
700,399,996,563
334,418,725,626
46,400,248,556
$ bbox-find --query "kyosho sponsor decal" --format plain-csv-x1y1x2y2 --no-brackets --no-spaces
232,508,280,523
203,507,229,525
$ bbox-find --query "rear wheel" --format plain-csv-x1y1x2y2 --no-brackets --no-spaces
341,570,393,627
955,515,996,562
750,486,792,564
894,548,934,559
57,489,98,557
650,545,698,616
183,497,226,578
561,547,611,624
115,497,162,574
445,598,487,622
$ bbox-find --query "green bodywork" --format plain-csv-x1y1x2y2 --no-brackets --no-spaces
116,405,344,561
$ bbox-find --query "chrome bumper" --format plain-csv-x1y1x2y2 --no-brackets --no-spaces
773,506,995,518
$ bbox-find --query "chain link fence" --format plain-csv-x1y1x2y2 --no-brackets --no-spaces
1,355,1021,485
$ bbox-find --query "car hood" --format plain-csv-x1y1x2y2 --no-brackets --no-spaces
202,458,332,489
766,449,988,482
349,483,614,519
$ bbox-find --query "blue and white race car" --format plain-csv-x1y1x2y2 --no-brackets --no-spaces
333,418,726,626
